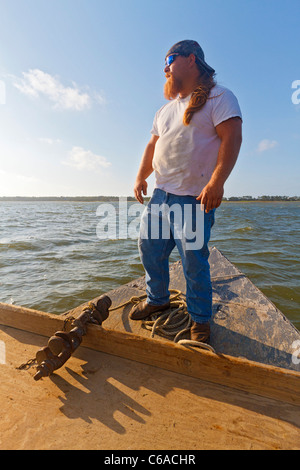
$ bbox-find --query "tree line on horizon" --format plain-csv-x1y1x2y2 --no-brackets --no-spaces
0,195,299,202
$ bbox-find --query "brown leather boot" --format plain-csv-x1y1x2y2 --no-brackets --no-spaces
190,321,210,344
129,300,170,321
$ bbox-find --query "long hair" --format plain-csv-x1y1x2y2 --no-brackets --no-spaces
183,66,216,126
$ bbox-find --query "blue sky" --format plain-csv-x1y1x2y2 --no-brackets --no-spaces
0,0,299,198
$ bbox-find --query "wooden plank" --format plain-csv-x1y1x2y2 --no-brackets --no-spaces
0,303,65,336
84,325,300,406
0,302,299,405
2,326,299,450
63,249,300,372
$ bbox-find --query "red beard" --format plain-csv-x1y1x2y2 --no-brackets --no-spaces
164,75,183,100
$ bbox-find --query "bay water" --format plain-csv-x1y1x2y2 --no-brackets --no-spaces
0,200,299,330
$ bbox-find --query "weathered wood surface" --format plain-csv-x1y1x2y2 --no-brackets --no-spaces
1,246,299,406
1,325,299,450
66,247,300,372
1,246,299,450
0,301,299,406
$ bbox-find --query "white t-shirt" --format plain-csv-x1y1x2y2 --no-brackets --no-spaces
151,84,242,196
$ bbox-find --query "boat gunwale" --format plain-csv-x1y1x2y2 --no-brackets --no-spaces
0,301,299,406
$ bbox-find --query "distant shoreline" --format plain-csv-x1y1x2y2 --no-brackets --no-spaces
0,196,299,202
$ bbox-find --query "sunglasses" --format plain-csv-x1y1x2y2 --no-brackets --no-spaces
165,53,180,67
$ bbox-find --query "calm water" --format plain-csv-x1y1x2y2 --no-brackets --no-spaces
0,200,299,330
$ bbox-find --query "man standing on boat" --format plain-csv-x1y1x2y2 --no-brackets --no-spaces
130,40,242,344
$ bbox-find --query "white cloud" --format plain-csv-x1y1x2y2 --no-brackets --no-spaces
257,139,279,153
13,69,104,111
62,146,111,171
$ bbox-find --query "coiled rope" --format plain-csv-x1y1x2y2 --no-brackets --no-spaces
110,289,216,353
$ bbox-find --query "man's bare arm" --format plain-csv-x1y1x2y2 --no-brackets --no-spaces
197,117,242,212
134,134,159,204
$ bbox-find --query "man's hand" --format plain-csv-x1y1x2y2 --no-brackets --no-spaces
133,134,158,204
134,178,148,204
197,181,224,213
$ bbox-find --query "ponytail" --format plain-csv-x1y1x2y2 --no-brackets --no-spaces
183,70,216,126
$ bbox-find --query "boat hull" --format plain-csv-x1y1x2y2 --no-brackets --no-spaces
67,247,300,372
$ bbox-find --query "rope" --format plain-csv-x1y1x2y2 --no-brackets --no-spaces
211,273,244,281
16,289,217,373
110,289,216,354
142,298,190,341
108,288,183,312
107,274,244,353
177,339,216,353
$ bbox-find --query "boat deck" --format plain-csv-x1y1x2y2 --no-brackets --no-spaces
67,247,300,372
1,247,299,450
1,324,299,450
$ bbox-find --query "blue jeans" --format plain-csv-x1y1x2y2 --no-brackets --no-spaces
138,188,215,324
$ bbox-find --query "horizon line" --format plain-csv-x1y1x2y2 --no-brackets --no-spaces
0,195,299,201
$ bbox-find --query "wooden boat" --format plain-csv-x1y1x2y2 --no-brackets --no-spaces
0,247,299,450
